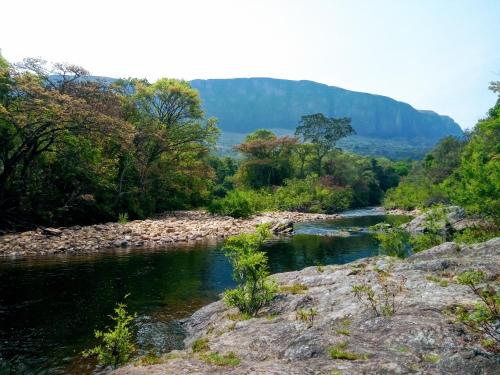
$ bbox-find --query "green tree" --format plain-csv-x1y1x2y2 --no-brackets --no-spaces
295,113,355,176
234,129,296,188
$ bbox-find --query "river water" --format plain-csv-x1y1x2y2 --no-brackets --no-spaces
0,210,409,374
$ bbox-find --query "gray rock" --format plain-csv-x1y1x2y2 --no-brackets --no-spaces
114,238,500,375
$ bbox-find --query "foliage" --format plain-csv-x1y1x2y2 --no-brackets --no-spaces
0,57,220,229
452,226,500,245
199,351,240,366
352,276,405,317
274,176,353,213
191,338,209,353
234,129,296,188
296,308,318,327
455,270,499,346
208,189,258,218
222,226,278,316
280,283,308,294
82,302,136,369
370,225,410,258
409,206,448,252
329,341,368,360
118,213,129,224
295,113,355,175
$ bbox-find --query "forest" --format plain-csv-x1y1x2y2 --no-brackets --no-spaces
0,55,498,233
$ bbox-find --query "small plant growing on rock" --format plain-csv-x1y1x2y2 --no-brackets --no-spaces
422,352,441,363
280,283,308,295
118,212,129,224
454,270,499,346
296,308,318,327
223,225,278,317
329,341,368,360
352,275,405,317
191,337,209,353
334,315,351,336
82,300,136,369
199,351,241,366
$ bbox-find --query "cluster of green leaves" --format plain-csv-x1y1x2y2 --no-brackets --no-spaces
296,307,318,327
455,270,499,348
222,225,278,316
409,206,448,252
208,190,259,218
370,223,410,258
82,302,136,369
0,56,220,229
384,82,499,219
352,275,405,317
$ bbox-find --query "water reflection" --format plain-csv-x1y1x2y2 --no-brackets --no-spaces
0,214,409,374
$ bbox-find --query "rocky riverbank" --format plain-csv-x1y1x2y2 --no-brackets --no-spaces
0,211,339,257
114,238,500,375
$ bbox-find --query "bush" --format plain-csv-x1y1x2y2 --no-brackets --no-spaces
274,176,353,213
370,225,410,258
383,179,447,210
208,190,257,218
82,301,136,369
223,225,278,316
454,270,499,347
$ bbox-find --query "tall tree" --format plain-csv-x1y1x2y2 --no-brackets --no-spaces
235,129,296,188
295,113,355,175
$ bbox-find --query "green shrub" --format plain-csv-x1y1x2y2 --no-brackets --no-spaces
199,351,240,366
191,337,209,353
352,276,405,317
208,190,257,218
370,225,410,258
118,212,129,224
409,206,448,252
453,226,500,244
454,270,499,346
274,176,353,213
296,308,318,327
82,301,136,369
223,225,278,316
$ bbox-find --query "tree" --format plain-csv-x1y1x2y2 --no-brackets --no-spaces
234,129,296,188
115,78,219,216
295,113,355,175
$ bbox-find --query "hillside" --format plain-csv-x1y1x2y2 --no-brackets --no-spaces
191,78,463,158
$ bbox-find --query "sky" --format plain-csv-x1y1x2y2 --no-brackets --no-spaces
1,0,499,129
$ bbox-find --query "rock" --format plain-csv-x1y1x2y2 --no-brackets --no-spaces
41,227,62,237
113,238,500,375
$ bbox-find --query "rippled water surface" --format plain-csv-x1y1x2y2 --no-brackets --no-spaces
0,212,409,374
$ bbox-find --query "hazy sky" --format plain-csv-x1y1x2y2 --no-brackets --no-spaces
2,0,499,129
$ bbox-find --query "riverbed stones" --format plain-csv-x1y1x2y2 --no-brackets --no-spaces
0,211,339,257
113,238,500,375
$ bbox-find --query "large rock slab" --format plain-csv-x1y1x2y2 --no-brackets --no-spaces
114,238,500,375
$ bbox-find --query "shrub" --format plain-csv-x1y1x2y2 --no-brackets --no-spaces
409,206,448,252
82,301,136,369
223,225,278,316
274,176,353,213
191,337,209,353
352,276,405,317
454,270,499,346
370,225,410,258
453,226,500,244
118,212,129,224
208,190,257,218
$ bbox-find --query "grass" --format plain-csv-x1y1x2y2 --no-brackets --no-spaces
296,308,318,327
191,338,209,353
199,351,241,366
280,283,308,294
422,353,441,363
227,311,252,321
334,315,351,336
426,275,449,287
329,341,368,361
397,345,410,353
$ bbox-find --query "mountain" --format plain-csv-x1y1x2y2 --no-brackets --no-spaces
190,78,463,158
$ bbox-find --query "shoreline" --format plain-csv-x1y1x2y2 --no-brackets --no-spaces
0,211,341,257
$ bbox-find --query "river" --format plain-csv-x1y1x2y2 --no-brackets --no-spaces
0,210,409,374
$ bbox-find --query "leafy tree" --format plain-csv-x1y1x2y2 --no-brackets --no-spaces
223,225,278,316
234,129,296,188
295,113,355,175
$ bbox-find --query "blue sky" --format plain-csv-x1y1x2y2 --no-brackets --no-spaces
1,0,499,129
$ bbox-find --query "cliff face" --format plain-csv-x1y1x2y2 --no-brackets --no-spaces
191,78,463,142
115,238,499,375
